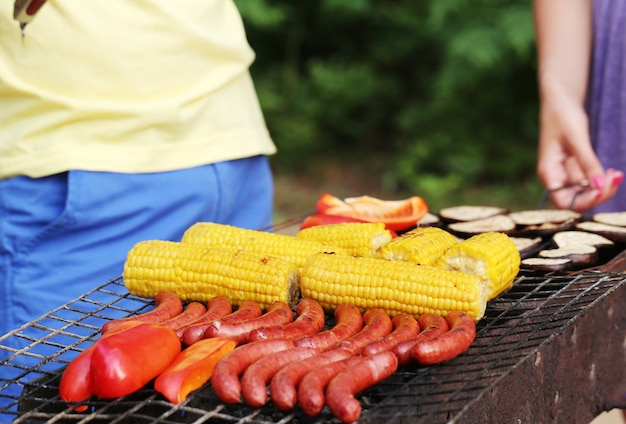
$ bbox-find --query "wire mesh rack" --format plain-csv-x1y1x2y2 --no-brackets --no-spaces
1,266,624,424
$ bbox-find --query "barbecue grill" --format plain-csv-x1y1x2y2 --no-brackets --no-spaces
1,221,625,424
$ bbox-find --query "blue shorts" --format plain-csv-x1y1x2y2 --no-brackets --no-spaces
0,156,273,338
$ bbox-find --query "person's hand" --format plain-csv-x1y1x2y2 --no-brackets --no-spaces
536,90,624,212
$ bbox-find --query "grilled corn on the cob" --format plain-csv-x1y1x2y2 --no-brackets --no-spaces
296,222,393,257
181,222,343,270
377,226,458,265
300,253,488,321
436,232,520,300
123,240,300,308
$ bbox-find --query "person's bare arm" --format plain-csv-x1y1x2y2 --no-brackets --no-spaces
533,0,622,211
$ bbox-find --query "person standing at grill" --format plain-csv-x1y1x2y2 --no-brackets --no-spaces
533,0,625,213
0,0,275,400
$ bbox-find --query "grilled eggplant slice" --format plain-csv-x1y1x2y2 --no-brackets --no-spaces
508,209,581,226
592,211,626,227
537,244,598,268
446,214,516,237
575,221,626,243
521,257,573,272
438,205,508,223
416,212,441,227
509,237,544,259
552,231,614,249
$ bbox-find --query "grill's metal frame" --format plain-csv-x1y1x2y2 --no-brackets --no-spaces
2,215,625,424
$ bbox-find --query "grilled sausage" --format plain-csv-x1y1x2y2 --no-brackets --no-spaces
297,356,362,417
176,296,232,341
269,348,353,411
411,310,476,365
361,313,420,356
294,304,363,351
204,301,293,344
211,339,295,404
392,313,449,366
102,291,183,334
241,347,318,407
326,351,399,423
248,298,325,342
335,308,393,355
182,299,261,346
158,302,207,330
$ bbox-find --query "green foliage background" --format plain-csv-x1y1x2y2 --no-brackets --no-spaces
235,0,543,210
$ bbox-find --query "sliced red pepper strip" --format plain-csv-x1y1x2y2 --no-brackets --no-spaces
154,337,237,404
315,193,428,232
90,323,181,399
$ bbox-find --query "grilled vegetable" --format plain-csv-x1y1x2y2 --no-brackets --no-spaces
154,337,236,404
438,205,508,222
300,213,369,229
575,221,626,243
314,193,428,231
59,320,146,411
300,253,487,321
123,241,300,309
296,222,393,257
537,245,599,268
447,215,516,237
90,323,181,399
592,211,626,227
552,231,614,248
181,222,343,270
521,257,573,272
377,226,458,265
436,232,520,300
509,236,544,259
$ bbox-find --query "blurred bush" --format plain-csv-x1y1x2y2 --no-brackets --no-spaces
235,0,541,206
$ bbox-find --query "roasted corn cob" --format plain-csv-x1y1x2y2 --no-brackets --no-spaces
300,253,488,321
435,232,520,300
123,240,300,309
296,222,393,257
181,222,343,270
377,226,458,265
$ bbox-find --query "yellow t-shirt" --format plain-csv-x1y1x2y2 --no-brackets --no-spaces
0,0,276,179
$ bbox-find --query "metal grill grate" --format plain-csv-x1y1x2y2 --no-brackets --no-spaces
1,267,624,423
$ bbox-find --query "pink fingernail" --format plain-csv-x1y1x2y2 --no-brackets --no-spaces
594,190,602,200
592,175,605,190
612,173,624,187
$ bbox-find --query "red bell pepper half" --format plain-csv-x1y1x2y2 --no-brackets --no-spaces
59,320,146,412
90,323,181,399
154,337,237,404
314,193,429,232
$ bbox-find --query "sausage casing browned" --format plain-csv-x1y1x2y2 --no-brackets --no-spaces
102,291,183,334
248,298,325,342
211,339,295,404
411,310,476,365
361,313,420,356
326,351,399,423
294,304,363,351
392,313,449,366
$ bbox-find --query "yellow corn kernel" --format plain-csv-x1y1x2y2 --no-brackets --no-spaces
377,226,458,265
300,253,487,321
436,232,520,300
181,222,343,270
296,222,393,257
123,240,300,309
